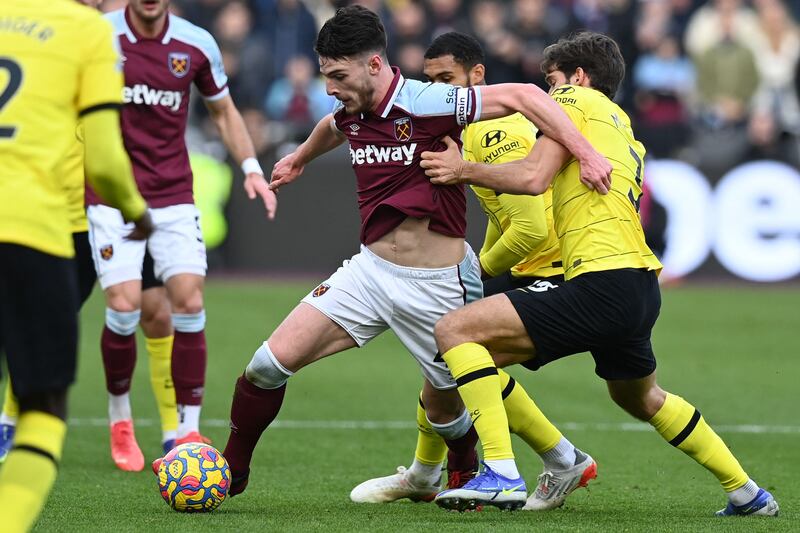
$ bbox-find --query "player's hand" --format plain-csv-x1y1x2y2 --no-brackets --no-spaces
578,150,613,194
269,152,305,192
126,209,154,241
244,172,277,220
421,136,465,185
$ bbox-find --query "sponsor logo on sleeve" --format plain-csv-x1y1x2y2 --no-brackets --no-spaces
168,52,190,78
455,87,471,125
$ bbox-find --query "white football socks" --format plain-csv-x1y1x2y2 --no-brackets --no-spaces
485,459,521,480
540,437,578,471
728,478,760,506
177,404,201,438
108,392,132,424
407,458,442,486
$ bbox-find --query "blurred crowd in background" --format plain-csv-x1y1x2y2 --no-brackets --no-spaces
98,0,800,180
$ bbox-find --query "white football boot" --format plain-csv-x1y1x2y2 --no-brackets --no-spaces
350,466,440,503
523,450,597,510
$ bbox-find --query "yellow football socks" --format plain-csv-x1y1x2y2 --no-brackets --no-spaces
145,335,178,438
650,393,749,491
413,395,447,466
498,369,562,454
0,411,66,533
2,382,19,421
442,342,513,461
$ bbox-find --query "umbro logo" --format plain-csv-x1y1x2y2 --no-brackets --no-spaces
348,124,360,136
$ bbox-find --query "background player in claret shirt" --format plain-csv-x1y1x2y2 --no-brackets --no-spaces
211,5,611,499
350,32,595,509
422,32,779,517
0,0,152,529
89,0,277,472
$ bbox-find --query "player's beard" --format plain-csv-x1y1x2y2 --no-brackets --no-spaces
347,79,375,115
131,0,170,22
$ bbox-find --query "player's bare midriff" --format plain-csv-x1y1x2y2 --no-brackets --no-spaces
367,217,465,268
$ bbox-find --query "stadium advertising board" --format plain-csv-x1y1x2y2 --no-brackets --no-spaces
647,160,800,282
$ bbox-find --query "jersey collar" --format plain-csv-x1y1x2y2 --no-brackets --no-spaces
374,67,404,119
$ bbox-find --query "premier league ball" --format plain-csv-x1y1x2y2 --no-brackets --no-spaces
157,443,231,512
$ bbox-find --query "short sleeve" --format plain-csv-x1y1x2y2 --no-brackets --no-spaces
194,33,229,100
77,18,123,113
408,82,481,125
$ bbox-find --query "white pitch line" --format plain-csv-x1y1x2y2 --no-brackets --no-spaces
66,418,800,434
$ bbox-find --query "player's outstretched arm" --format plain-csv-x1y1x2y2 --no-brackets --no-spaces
205,95,277,220
477,84,611,194
269,114,345,192
82,108,152,240
421,135,569,195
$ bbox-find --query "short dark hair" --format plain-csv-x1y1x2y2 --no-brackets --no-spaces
541,32,625,99
315,5,387,60
424,32,485,71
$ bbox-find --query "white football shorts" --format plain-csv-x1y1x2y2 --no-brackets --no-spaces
87,203,207,289
301,244,483,390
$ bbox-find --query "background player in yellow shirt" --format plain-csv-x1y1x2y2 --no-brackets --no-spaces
350,32,595,509
0,127,178,467
422,32,778,517
0,1,152,530
0,0,178,469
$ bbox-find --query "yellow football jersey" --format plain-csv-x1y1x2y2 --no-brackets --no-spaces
463,113,563,279
549,85,662,279
0,0,122,257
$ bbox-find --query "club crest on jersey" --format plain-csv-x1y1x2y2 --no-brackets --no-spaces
312,283,330,297
168,52,190,78
100,244,114,261
394,117,412,142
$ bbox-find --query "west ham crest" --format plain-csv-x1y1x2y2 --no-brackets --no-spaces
394,117,412,142
100,244,114,261
168,52,190,78
312,284,330,297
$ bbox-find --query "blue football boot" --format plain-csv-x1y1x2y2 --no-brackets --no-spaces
0,423,15,463
716,488,779,517
435,461,526,512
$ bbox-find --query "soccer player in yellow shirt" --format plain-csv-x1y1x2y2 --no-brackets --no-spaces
350,32,596,509
421,32,778,517
0,1,152,530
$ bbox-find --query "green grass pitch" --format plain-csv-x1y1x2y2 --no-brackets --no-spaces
31,280,799,532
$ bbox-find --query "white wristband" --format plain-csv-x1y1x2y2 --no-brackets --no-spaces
241,157,263,176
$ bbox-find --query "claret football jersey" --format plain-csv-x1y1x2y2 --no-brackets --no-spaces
87,7,229,209
333,68,481,245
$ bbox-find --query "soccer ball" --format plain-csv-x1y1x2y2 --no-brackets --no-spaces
157,442,231,512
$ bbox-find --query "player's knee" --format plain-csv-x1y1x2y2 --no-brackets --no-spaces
609,389,657,421
428,408,471,439
434,312,463,352
106,307,141,336
245,342,294,389
171,310,205,333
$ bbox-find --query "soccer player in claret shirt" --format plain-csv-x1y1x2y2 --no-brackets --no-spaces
350,32,596,509
207,5,610,498
88,0,277,472
0,0,152,529
422,32,779,516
